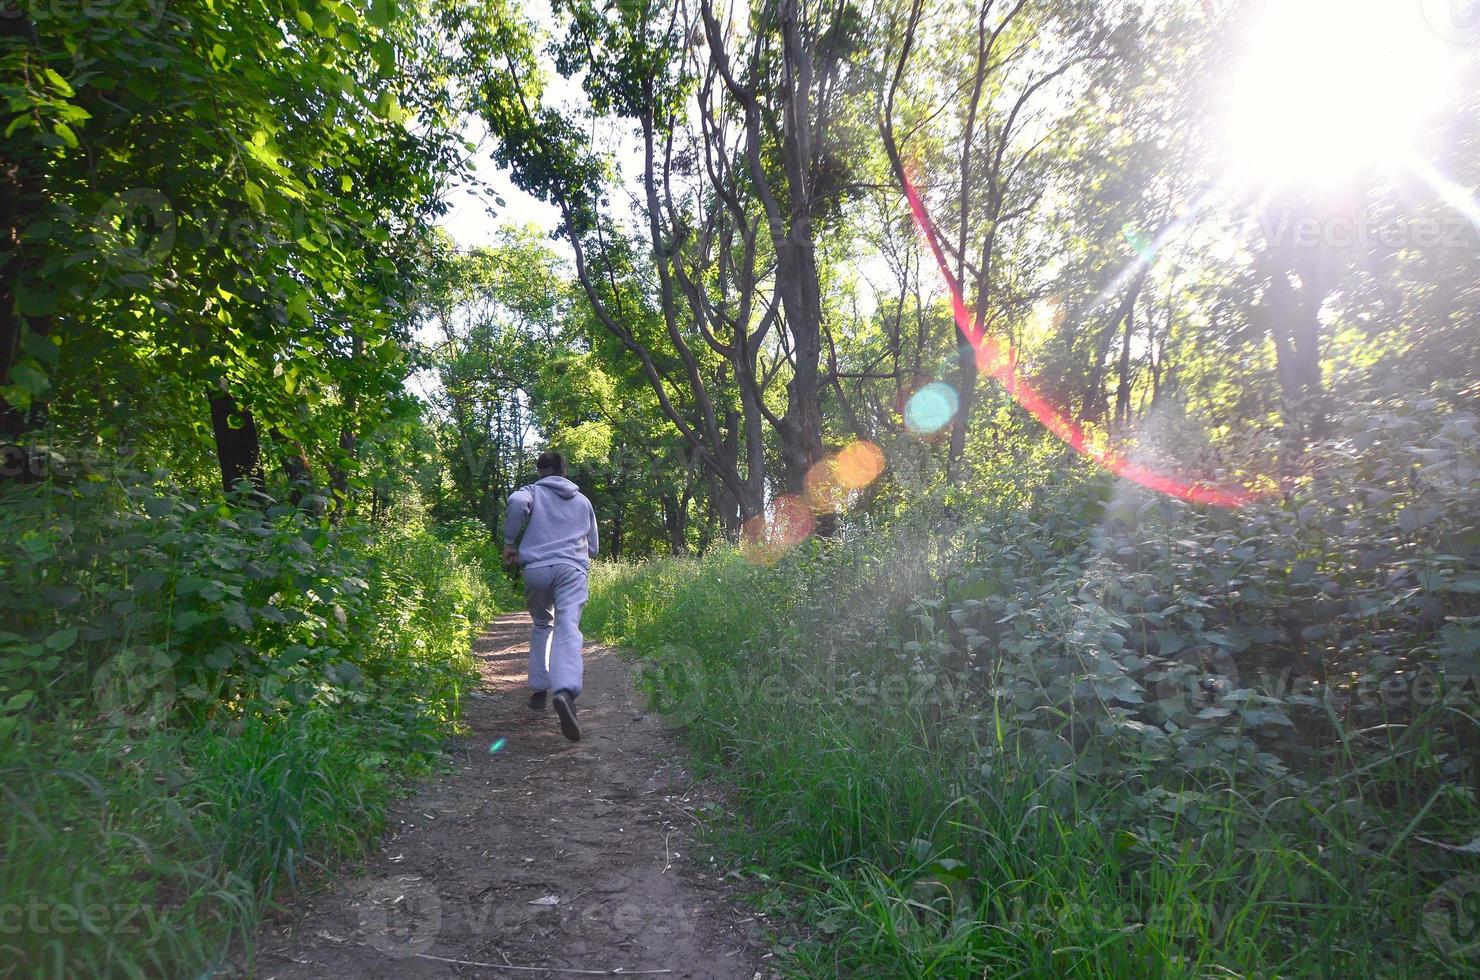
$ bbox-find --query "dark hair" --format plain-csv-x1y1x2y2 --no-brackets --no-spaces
536,450,566,476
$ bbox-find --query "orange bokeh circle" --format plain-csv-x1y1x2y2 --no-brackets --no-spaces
740,494,815,564
834,441,885,490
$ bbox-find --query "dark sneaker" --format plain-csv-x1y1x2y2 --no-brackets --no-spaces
528,690,547,712
552,690,581,742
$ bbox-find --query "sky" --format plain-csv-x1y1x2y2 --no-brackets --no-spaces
435,116,562,252
433,0,574,253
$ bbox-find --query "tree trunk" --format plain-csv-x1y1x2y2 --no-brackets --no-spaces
945,1,992,484
1262,230,1335,451
1114,296,1136,427
0,163,25,437
697,497,717,553
328,426,355,520
736,375,767,520
774,247,826,498
270,428,317,510
1082,269,1148,424
661,490,689,555
707,466,742,542
1148,282,1173,405
700,0,830,530
770,0,829,523
328,334,365,521
209,391,265,495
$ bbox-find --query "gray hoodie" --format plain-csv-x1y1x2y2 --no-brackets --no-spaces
503,476,600,572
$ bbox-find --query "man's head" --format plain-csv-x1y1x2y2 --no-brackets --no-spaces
536,450,566,477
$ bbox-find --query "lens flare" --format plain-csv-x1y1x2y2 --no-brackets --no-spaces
1221,0,1458,189
904,383,959,435
741,495,815,565
804,441,887,515
1122,223,1157,263
900,168,1261,508
834,441,886,490
804,458,848,513
1411,157,1480,236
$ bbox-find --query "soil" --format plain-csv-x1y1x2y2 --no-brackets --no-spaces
248,613,770,979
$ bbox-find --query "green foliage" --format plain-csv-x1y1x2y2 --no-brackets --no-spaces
0,460,510,976
3,0,471,492
415,230,563,528
957,393,1480,797
0,464,501,722
588,394,1480,978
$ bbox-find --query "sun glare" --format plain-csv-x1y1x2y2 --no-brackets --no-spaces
1221,0,1460,189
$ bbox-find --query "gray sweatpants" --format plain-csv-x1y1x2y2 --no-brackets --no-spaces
523,562,589,698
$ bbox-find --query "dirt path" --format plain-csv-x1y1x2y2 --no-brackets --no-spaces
250,614,767,979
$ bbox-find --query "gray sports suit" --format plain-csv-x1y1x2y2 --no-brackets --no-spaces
503,476,599,697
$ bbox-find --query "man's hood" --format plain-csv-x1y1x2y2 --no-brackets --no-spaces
535,475,581,499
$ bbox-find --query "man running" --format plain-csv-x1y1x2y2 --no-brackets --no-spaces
502,450,599,742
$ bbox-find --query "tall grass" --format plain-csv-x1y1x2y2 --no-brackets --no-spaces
0,474,514,977
585,428,1480,978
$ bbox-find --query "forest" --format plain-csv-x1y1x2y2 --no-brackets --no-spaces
3,0,1479,976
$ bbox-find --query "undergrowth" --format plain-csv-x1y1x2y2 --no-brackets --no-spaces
587,392,1480,978
0,464,514,977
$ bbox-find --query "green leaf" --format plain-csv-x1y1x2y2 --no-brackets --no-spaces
20,331,59,365
369,0,395,28
1441,575,1480,594
9,360,50,397
172,610,211,630
1441,625,1480,657
42,67,74,97
373,91,407,123
53,122,78,149
1398,507,1438,533
287,292,311,326
44,627,78,653
373,39,396,73
926,858,971,881
0,384,32,412
4,690,35,713
1203,631,1245,651
1156,631,1185,656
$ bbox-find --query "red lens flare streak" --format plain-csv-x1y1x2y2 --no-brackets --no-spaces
900,170,1262,509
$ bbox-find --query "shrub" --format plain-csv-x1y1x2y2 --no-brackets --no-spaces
588,393,1480,977
0,461,507,975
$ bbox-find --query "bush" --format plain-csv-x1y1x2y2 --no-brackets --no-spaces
588,395,1480,977
0,462,508,976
